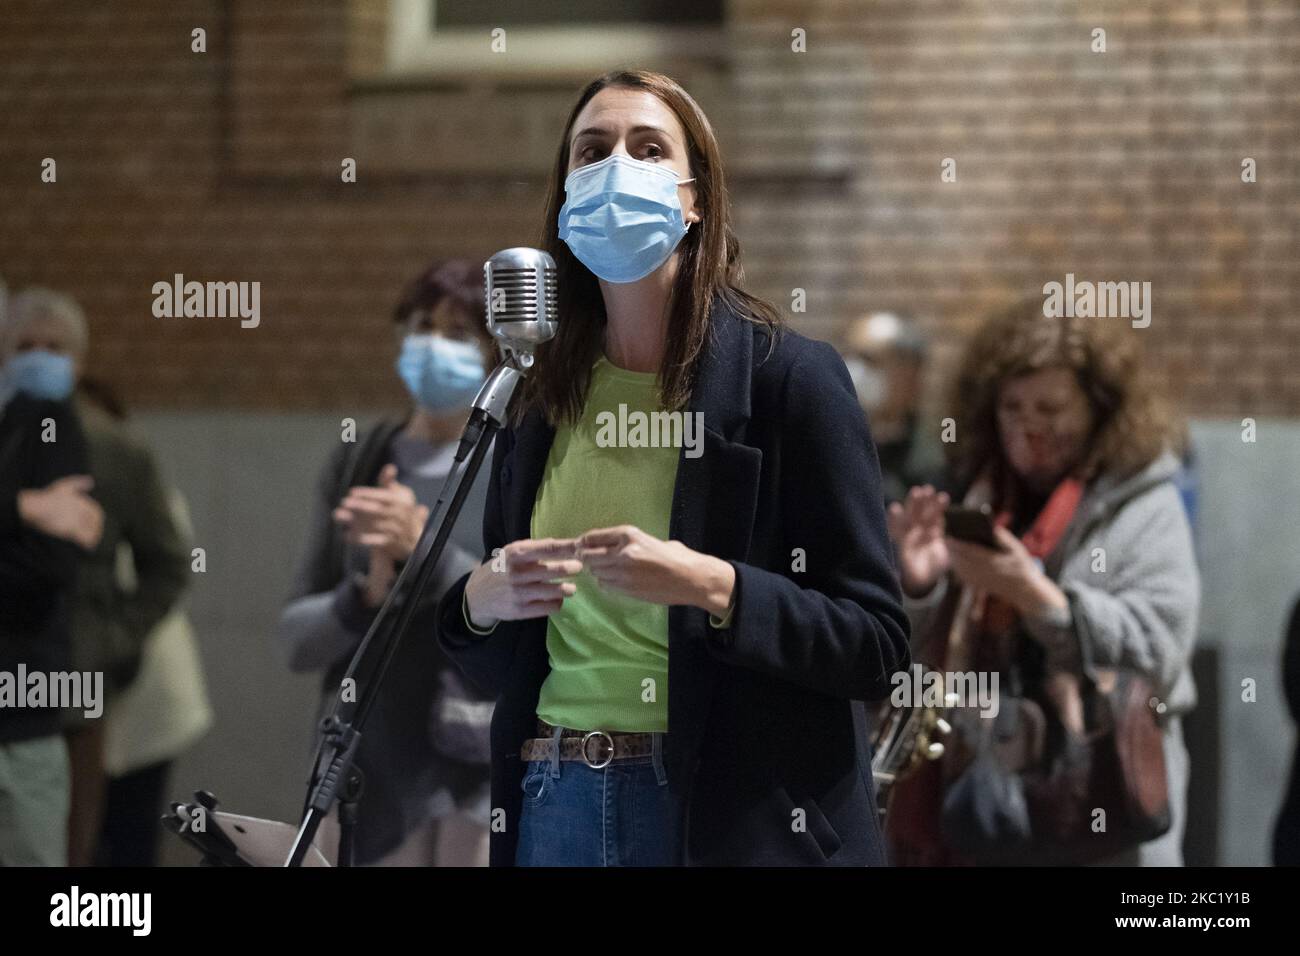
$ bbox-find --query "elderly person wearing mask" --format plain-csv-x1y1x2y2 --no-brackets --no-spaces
1,287,189,866
885,298,1199,866
0,284,104,865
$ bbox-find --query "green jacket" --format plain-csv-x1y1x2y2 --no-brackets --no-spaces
67,401,189,713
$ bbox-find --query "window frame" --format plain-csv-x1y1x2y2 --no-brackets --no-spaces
385,0,725,77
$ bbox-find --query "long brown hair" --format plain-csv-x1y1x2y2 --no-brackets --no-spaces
524,70,780,425
949,298,1175,493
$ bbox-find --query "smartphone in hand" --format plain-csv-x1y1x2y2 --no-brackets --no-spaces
943,505,1004,550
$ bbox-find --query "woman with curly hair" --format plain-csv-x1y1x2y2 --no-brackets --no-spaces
885,298,1199,866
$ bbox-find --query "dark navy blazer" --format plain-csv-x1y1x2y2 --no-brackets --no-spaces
436,297,911,865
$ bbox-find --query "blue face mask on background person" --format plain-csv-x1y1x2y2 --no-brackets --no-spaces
1,349,75,402
558,154,696,284
396,334,485,412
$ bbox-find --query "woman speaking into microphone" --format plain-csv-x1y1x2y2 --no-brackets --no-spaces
435,70,909,866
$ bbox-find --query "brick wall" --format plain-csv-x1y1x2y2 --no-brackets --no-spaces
1,0,1296,416
731,0,1300,420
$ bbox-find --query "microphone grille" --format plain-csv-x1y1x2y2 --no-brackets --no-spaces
484,247,557,323
484,248,558,348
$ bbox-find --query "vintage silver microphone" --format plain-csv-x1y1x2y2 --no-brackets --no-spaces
462,247,557,449
484,246,558,363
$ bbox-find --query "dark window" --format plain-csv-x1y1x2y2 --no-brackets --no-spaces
433,0,723,29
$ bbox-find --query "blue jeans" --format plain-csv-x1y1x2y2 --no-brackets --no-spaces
515,729,681,867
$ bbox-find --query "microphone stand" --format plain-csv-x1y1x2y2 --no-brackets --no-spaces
283,355,526,867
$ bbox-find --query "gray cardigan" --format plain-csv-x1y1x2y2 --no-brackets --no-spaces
275,423,492,864
906,451,1200,716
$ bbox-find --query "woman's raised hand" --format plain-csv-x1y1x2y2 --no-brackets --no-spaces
463,538,583,629
886,485,951,598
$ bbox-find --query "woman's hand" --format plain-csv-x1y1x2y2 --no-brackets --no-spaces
334,464,428,564
946,525,1068,618
886,485,951,598
463,538,584,629
17,475,105,551
359,551,397,609
576,525,735,617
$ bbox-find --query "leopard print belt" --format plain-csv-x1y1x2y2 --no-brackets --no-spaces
519,719,660,768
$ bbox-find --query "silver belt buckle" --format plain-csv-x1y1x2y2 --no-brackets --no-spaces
581,730,615,769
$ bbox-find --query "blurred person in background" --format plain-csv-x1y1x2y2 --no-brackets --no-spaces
68,375,195,869
0,286,103,865
277,259,495,867
70,376,192,866
1276,592,1300,866
840,311,946,504
886,298,1199,866
0,288,192,866
99,488,212,867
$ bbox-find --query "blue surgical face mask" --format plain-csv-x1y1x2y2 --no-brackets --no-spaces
2,349,75,402
558,154,696,284
396,334,485,412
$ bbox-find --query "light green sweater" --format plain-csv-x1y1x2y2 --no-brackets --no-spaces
530,357,680,732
